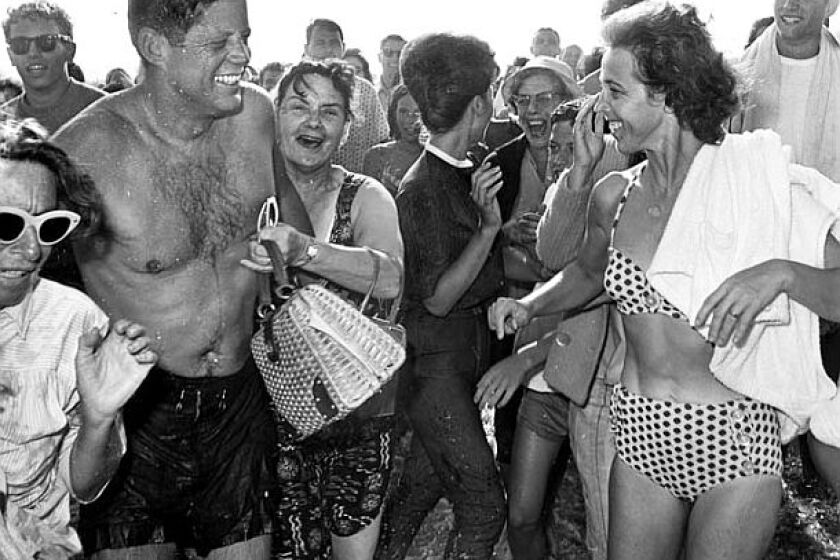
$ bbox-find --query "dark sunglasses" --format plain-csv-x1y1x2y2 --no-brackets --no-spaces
0,207,80,245
7,33,72,55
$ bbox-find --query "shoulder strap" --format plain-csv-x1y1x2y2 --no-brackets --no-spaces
329,172,365,245
609,166,643,246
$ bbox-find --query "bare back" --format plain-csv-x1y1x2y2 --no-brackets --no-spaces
54,85,276,377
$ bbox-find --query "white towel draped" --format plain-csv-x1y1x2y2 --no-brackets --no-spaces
647,130,840,443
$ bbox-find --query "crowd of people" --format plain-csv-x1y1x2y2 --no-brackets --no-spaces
1,0,840,559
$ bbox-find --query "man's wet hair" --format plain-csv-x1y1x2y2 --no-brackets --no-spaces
128,0,220,46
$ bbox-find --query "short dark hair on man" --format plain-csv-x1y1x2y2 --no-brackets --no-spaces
3,1,73,40
400,33,495,134
128,0,219,47
535,27,560,43
305,18,343,45
275,60,354,119
380,34,406,50
603,1,739,144
0,117,100,237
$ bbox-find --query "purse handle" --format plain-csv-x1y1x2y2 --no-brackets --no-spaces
258,240,403,323
361,247,404,325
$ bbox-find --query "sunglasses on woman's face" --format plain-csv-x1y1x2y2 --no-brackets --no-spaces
7,33,72,55
0,207,80,246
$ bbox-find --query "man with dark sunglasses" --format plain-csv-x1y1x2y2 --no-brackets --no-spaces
0,2,103,135
51,0,311,558
0,117,157,557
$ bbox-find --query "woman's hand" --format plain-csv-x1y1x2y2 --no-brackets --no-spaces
471,160,504,233
240,223,311,272
502,208,544,245
695,259,792,347
488,297,534,339
474,353,534,409
571,94,607,177
76,320,157,424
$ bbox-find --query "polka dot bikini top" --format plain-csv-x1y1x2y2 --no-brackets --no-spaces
603,169,688,321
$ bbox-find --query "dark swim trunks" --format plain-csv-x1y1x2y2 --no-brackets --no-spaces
79,357,277,556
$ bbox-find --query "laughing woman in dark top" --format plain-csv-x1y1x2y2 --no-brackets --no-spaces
376,33,506,560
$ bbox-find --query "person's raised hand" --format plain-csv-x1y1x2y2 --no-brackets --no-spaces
487,296,533,340
75,320,157,424
571,94,607,176
240,223,311,272
474,354,530,409
695,259,791,347
471,160,504,233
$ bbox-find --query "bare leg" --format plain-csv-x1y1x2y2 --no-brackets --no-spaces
685,475,781,560
507,423,564,560
332,512,382,560
608,457,688,560
808,433,840,495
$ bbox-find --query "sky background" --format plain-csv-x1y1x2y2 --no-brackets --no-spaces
0,0,837,84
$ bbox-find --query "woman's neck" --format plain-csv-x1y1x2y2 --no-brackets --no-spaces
286,161,337,194
644,129,704,197
527,143,550,182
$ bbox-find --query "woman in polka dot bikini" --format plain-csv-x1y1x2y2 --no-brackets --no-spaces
488,2,840,559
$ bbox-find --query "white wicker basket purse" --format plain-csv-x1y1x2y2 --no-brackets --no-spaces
251,237,405,441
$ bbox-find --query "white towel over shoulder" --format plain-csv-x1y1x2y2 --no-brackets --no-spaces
647,130,840,443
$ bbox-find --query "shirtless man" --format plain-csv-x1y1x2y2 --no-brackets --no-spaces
52,0,309,557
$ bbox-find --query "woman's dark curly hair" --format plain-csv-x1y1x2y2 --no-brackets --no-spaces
275,60,355,119
400,33,496,134
0,118,100,237
602,1,740,144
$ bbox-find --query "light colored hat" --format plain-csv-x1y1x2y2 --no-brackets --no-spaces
828,0,839,18
502,56,581,103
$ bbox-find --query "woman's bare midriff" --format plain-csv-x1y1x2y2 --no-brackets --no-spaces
619,313,745,404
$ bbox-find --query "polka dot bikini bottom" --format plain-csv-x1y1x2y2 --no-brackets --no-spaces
609,384,783,502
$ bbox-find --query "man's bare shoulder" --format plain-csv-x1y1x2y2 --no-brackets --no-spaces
230,83,274,135
52,92,143,161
